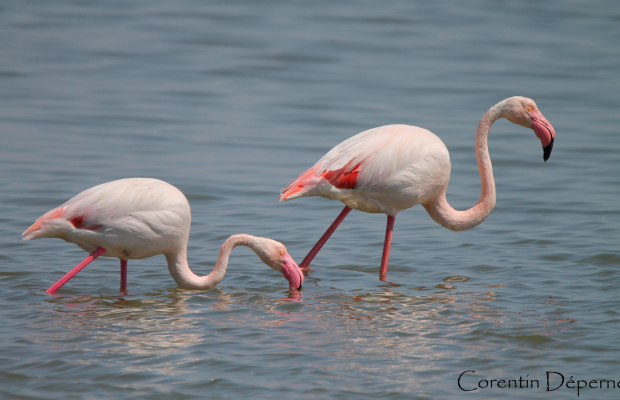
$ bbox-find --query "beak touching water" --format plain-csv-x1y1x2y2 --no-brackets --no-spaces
280,253,304,290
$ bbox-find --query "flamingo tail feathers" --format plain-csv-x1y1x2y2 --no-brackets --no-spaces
22,207,67,240
279,165,321,201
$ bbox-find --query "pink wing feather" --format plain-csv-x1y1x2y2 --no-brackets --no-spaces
280,125,438,201
22,178,186,240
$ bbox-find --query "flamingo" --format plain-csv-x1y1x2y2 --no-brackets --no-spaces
280,96,555,278
22,178,304,294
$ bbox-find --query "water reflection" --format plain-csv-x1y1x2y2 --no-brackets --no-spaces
33,274,578,360
33,291,201,358
252,277,577,359
17,272,581,398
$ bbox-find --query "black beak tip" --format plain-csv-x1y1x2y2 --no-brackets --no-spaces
297,285,303,290
543,136,554,162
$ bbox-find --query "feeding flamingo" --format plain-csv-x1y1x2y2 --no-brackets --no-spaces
22,178,304,294
280,96,555,278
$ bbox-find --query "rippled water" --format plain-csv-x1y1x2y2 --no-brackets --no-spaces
1,1,619,399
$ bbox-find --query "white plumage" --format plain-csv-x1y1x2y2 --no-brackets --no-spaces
282,125,450,215
24,178,190,260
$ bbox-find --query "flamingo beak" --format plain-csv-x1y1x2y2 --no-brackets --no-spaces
281,253,304,290
530,109,555,162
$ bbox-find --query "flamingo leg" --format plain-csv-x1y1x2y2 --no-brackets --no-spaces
46,247,107,294
300,206,352,269
379,215,396,277
120,259,128,293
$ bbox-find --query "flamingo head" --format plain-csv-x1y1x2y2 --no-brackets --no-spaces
252,238,304,291
501,96,556,162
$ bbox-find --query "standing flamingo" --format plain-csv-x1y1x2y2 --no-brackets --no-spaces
280,96,555,278
22,178,303,294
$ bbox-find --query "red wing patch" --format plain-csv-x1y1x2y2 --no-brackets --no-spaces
69,215,102,231
280,160,362,200
69,215,85,228
321,160,362,189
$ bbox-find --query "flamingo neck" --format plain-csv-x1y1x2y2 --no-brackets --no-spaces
165,234,257,290
422,103,502,231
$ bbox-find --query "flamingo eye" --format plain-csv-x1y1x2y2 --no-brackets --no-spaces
280,250,285,255
526,106,533,112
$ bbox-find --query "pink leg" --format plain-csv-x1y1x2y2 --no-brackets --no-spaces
300,206,352,269
46,247,106,294
379,215,396,277
120,259,128,293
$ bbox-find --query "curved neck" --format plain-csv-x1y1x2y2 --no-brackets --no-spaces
422,104,501,231
164,234,257,290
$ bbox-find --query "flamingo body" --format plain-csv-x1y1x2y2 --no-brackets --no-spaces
23,178,303,293
281,125,451,216
24,178,190,261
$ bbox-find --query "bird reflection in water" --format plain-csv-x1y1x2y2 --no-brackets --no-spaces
38,291,202,360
